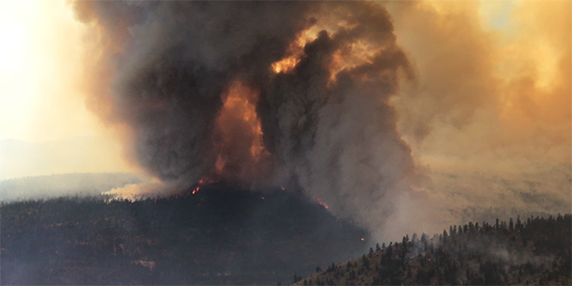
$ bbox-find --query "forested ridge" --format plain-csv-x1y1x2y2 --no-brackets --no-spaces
1,183,369,285
2,182,570,285
295,215,571,285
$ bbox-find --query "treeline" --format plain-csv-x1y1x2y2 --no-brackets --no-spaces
297,214,571,285
1,183,369,285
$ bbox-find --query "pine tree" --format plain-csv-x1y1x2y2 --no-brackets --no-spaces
362,254,370,269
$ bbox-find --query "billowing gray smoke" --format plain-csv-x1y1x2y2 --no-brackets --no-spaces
74,1,417,230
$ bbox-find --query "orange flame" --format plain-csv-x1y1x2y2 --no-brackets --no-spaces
271,22,383,85
212,81,270,183
272,57,300,73
270,28,317,74
316,197,329,209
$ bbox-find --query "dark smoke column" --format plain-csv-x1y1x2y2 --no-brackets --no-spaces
73,1,314,184
74,1,418,231
258,2,417,227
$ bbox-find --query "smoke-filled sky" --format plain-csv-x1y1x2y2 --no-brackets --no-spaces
0,0,569,241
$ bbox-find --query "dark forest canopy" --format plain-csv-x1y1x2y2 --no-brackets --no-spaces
1,183,369,285
296,214,571,285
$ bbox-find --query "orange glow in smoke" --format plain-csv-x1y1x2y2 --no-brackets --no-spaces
271,24,381,85
270,28,319,74
213,81,270,182
215,155,226,175
272,56,300,73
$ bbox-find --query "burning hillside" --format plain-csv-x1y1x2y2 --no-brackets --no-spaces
74,1,418,231
1,0,570,285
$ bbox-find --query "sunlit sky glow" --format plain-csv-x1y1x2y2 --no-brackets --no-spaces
0,0,102,142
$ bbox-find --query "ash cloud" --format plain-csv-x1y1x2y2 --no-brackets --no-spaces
258,2,417,227
74,1,314,183
73,1,419,234
380,0,571,236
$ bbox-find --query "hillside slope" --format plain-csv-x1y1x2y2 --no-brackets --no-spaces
295,215,571,285
1,183,370,285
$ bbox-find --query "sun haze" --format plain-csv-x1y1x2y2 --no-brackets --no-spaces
0,0,135,179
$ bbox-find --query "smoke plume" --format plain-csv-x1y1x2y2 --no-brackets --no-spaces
383,0,571,236
73,1,418,233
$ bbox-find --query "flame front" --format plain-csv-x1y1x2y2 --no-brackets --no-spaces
271,21,385,85
272,57,300,74
212,81,270,183
316,197,329,209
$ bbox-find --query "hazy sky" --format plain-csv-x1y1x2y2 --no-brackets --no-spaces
0,1,103,142
0,1,135,178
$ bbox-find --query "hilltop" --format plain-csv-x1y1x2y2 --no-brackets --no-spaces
294,215,571,285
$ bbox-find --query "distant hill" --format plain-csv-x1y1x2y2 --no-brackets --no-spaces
294,215,571,285
0,136,133,180
0,172,146,201
1,182,370,285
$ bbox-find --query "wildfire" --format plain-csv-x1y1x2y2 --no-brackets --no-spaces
213,81,270,182
272,57,300,73
271,23,383,86
316,197,329,209
191,177,216,195
270,27,318,74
